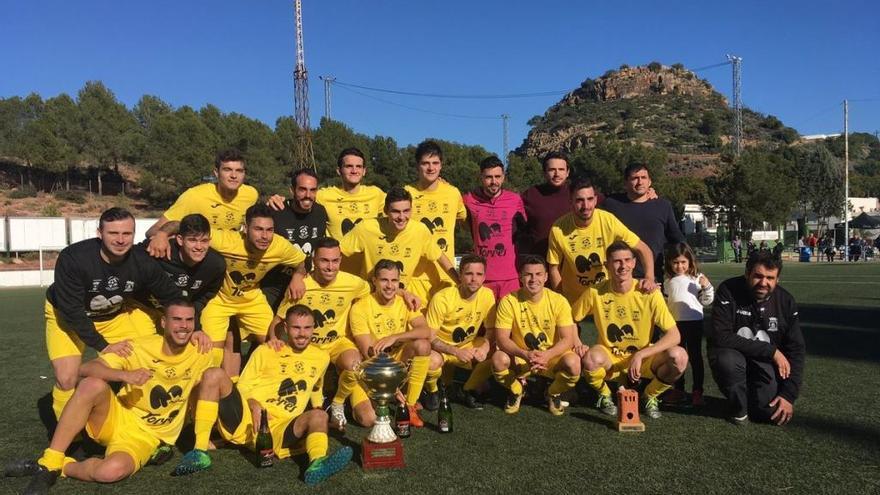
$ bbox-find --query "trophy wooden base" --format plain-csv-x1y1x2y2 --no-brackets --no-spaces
362,438,405,470
617,421,645,432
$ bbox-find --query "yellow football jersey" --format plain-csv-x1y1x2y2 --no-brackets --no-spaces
316,185,386,240
237,344,329,446
275,272,370,350
210,229,306,299
99,334,212,445
339,218,441,290
427,286,496,346
163,183,259,231
547,210,641,304
572,280,676,356
349,293,422,341
494,289,573,352
406,181,466,286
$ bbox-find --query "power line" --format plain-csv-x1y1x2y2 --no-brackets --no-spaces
334,84,502,120
333,80,567,100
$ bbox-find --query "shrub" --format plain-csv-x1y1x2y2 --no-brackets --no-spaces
54,190,87,204
9,186,38,199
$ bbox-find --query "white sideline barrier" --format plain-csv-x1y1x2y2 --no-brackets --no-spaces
0,269,52,288
69,218,159,243
8,218,67,252
0,217,6,251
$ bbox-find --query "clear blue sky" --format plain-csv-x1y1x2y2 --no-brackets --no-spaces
4,0,878,157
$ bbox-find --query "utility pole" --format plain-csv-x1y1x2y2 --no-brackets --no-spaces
727,54,743,156
844,99,849,258
501,114,509,170
293,0,316,170
321,75,335,121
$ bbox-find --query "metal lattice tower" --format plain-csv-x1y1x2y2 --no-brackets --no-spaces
501,114,510,169
294,0,316,170
322,76,335,121
727,54,743,156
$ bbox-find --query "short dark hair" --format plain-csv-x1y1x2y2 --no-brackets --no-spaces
373,258,401,277
458,254,486,272
215,148,245,168
746,250,783,277
285,303,315,323
245,203,274,225
99,207,134,230
623,163,650,179
541,151,570,171
415,140,443,163
606,240,636,259
164,298,195,313
179,214,211,237
479,155,504,172
291,168,318,187
337,147,365,168
568,177,595,196
312,237,340,253
384,186,412,210
517,254,547,273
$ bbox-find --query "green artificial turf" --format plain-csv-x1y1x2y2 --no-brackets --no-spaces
1,262,878,494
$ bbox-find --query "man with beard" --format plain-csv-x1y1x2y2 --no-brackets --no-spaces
519,151,573,258
264,168,329,311
708,251,805,426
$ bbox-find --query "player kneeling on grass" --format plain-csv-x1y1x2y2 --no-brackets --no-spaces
349,259,437,428
426,254,497,410
572,241,688,419
173,304,352,485
269,237,376,431
5,300,213,495
492,255,581,416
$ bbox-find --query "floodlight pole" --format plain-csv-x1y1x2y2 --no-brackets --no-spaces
844,99,849,259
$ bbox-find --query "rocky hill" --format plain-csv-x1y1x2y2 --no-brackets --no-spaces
517,63,799,177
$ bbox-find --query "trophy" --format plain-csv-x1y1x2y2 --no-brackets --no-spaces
616,386,645,432
357,352,408,469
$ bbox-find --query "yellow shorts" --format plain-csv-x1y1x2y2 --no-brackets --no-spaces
593,345,657,381
45,301,154,361
406,278,452,313
317,336,359,363
217,388,302,460
201,292,273,343
86,389,161,473
439,338,488,370
126,302,162,335
512,350,577,380
316,337,369,406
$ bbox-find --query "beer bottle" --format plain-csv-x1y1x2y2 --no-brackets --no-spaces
395,400,411,438
438,384,453,433
255,408,274,467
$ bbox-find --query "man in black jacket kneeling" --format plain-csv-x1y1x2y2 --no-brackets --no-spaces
708,251,805,426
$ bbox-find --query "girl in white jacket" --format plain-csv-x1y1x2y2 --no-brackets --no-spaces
664,243,714,407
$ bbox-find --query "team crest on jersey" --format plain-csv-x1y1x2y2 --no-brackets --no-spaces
404,247,412,258
176,274,189,287
336,296,345,307
90,279,102,292
299,226,309,239
124,281,135,292
279,363,288,375
106,276,119,291
192,280,202,290
632,309,641,321
768,317,778,332
309,366,317,378
596,236,605,248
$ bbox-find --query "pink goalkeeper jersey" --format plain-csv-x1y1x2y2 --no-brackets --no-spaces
463,189,526,282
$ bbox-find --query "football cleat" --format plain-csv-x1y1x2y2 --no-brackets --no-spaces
304,446,353,486
504,390,523,415
171,449,211,476
547,394,566,416
643,396,662,419
596,394,618,416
